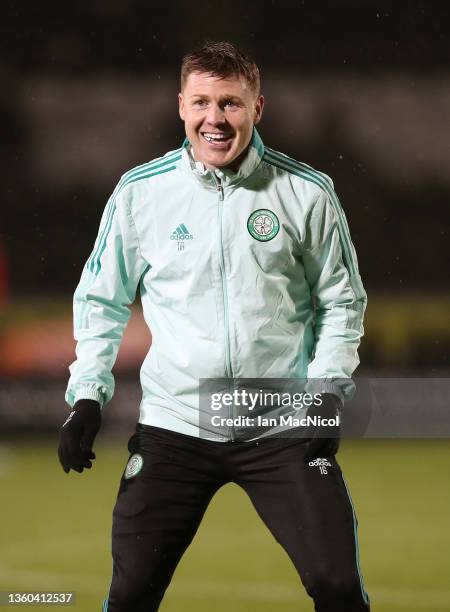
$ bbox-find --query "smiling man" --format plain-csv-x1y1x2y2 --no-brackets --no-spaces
59,41,369,611
178,67,263,169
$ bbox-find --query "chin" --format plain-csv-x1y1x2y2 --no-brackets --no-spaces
211,154,232,166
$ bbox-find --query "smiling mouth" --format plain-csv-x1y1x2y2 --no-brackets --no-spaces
201,132,233,144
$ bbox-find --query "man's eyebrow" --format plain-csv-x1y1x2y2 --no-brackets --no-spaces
188,93,244,102
221,95,244,102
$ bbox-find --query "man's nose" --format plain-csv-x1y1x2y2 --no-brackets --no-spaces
205,104,225,125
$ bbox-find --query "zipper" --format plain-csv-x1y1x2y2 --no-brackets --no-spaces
213,173,236,441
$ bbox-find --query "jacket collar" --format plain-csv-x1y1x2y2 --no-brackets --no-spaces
181,127,265,189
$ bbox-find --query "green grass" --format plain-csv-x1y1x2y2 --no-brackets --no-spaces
1,438,449,611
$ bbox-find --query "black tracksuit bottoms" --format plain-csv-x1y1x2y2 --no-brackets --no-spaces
103,424,370,611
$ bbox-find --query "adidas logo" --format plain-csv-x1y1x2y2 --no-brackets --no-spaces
170,224,193,241
308,458,332,467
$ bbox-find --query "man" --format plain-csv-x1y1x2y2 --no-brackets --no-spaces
59,41,369,611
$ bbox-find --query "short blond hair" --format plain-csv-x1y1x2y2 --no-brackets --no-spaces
181,40,261,96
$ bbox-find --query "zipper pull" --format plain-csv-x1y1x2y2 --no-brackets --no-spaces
217,184,224,200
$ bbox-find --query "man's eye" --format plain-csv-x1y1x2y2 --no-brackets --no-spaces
194,100,206,107
224,100,237,108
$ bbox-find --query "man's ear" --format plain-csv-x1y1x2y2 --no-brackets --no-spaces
253,95,265,125
178,93,185,121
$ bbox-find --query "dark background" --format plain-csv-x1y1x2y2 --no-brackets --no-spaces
2,0,449,293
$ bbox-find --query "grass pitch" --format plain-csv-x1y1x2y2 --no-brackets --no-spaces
1,437,449,611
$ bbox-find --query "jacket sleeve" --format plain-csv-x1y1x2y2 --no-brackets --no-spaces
302,185,367,402
65,184,147,408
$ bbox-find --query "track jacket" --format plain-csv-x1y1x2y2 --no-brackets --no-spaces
65,128,367,439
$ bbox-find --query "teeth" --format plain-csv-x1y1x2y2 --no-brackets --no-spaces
202,133,231,142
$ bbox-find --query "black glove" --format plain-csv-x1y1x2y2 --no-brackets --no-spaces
303,393,342,464
58,399,102,473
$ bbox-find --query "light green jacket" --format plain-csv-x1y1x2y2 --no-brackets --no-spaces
65,129,367,438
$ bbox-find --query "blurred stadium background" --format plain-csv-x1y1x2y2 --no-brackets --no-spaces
1,1,449,610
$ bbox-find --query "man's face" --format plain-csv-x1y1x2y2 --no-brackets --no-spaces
178,71,264,169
